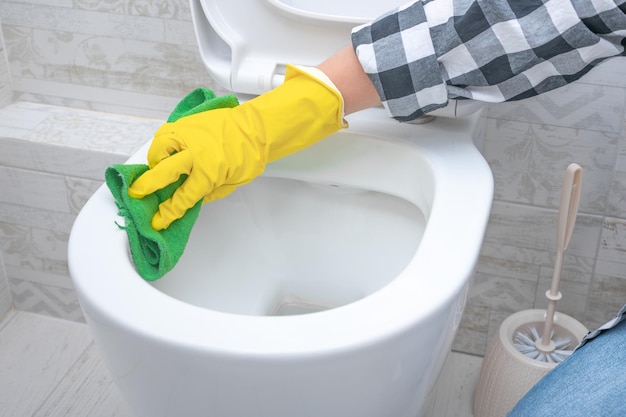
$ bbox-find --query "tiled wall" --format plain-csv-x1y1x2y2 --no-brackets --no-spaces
0,18,10,110
0,101,161,321
0,0,218,119
0,0,210,320
0,250,11,321
0,17,12,320
1,1,625,355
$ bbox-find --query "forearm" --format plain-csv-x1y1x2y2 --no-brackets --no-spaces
317,45,381,116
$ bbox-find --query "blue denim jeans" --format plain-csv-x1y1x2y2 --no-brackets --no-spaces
507,305,626,417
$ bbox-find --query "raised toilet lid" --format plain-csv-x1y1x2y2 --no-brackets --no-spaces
190,0,409,95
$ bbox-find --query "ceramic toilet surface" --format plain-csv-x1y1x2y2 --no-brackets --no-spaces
70,107,493,349
69,110,493,417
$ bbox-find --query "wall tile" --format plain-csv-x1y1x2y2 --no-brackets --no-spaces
577,57,626,88
607,129,626,217
0,102,161,179
475,254,541,283
15,0,73,7
483,118,618,212
1,0,216,114
6,264,73,290
468,270,537,313
595,218,626,278
0,101,52,137
0,286,12,320
65,177,103,215
8,277,84,322
485,309,514,347
0,222,69,277
0,2,165,42
598,218,626,262
453,304,490,355
0,166,71,212
0,19,11,108
0,252,12,320
480,240,552,272
482,202,603,260
11,80,179,119
5,26,212,95
0,218,81,321
164,18,198,45
0,137,126,181
486,82,626,134
615,127,626,172
584,274,626,329
73,0,191,20
22,105,159,154
607,172,626,218
0,202,75,233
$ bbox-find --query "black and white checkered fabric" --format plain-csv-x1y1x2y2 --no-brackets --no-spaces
352,0,626,122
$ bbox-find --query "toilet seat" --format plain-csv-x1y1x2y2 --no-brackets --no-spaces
70,109,493,355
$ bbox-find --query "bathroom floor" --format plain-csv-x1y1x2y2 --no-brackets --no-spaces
0,310,482,417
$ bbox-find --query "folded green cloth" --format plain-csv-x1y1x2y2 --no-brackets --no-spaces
166,88,239,123
105,88,239,281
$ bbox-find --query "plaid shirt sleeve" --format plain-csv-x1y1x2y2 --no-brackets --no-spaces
352,0,626,122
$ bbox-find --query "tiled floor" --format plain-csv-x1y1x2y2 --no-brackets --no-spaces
0,310,482,417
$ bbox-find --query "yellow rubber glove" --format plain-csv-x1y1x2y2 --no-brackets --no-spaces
128,65,347,230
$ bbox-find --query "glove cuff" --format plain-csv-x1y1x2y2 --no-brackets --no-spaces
286,64,348,129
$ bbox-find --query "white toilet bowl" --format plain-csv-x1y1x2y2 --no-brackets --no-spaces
69,108,493,417
69,1,493,415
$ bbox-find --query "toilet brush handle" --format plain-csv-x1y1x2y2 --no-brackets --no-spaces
551,163,582,295
559,165,583,249
540,163,583,349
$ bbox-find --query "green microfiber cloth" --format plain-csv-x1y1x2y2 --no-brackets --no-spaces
105,88,239,281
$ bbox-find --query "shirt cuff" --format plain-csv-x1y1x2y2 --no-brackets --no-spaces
351,1,448,122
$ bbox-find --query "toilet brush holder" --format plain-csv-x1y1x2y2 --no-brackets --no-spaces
473,309,588,417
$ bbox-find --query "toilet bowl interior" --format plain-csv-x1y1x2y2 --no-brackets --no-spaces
150,176,426,316
145,132,433,316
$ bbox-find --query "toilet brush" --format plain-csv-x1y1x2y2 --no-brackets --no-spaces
512,163,582,363
473,163,589,417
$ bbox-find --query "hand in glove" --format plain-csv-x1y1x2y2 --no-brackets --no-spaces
128,65,347,230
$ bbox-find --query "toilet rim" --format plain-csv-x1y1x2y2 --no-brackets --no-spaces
69,119,493,357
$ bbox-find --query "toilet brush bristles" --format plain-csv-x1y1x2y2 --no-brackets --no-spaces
513,326,574,363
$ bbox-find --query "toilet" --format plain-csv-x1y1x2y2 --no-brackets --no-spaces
68,1,494,417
